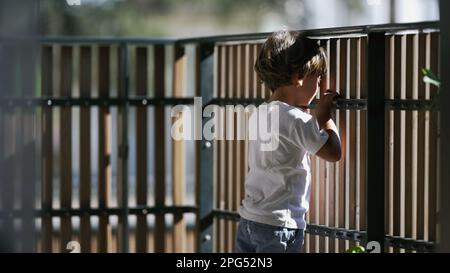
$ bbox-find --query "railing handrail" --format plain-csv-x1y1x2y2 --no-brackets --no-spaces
0,20,439,46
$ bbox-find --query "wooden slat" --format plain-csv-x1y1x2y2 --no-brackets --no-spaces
135,46,148,253
252,44,259,98
314,156,320,251
393,35,402,252
154,44,166,252
218,45,227,253
346,39,357,249
399,36,408,252
416,34,427,242
327,39,337,253
172,45,186,253
229,45,239,253
337,38,347,252
98,46,111,252
236,44,246,210
226,45,232,253
213,45,221,252
245,44,253,99
411,34,420,241
405,35,414,248
60,46,73,252
79,46,92,253
319,159,326,252
309,155,316,253
41,45,53,252
194,44,201,253
255,43,261,98
318,39,328,253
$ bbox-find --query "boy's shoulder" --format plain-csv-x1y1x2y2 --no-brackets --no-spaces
266,101,312,123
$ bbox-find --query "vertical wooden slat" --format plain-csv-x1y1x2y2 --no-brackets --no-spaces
252,44,260,99
319,158,326,252
236,44,246,211
79,46,92,253
219,45,227,253
41,45,53,252
411,34,420,242
320,39,329,253
230,45,241,252
256,43,264,99
213,45,221,252
309,155,316,253
154,45,166,252
225,45,237,252
405,36,414,249
172,45,186,253
416,34,426,242
393,35,402,252
214,46,224,252
327,39,337,253
98,46,111,252
60,46,73,252
245,44,253,100
136,46,148,253
314,155,320,251
316,40,328,252
337,38,347,252
346,39,357,249
400,35,408,252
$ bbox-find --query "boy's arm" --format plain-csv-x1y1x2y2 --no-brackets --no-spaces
314,93,342,163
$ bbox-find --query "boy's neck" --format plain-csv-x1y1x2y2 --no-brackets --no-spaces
268,86,313,108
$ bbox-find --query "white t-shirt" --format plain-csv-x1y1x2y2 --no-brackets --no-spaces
239,100,329,230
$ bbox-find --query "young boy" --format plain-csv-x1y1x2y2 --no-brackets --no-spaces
236,30,342,253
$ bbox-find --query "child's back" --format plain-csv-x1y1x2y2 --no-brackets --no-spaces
236,29,341,253
240,100,329,230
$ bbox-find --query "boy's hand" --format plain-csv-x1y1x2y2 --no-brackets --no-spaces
315,91,340,128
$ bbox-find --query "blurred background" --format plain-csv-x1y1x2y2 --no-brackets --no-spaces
0,0,445,253
42,0,440,37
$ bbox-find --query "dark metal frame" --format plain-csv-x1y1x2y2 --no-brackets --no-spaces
0,20,440,253
366,32,386,250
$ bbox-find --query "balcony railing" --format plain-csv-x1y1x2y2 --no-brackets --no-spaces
0,21,440,253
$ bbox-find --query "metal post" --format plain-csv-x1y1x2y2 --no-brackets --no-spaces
366,31,386,251
197,43,215,253
119,43,129,253
438,0,450,253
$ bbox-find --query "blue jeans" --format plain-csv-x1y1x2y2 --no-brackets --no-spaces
235,218,305,253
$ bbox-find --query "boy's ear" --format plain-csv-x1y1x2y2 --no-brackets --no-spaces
292,73,304,87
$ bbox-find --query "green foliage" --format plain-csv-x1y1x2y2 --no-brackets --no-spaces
422,68,441,88
345,246,366,253
422,68,441,111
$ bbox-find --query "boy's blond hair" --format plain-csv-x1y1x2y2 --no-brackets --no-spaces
255,30,327,92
